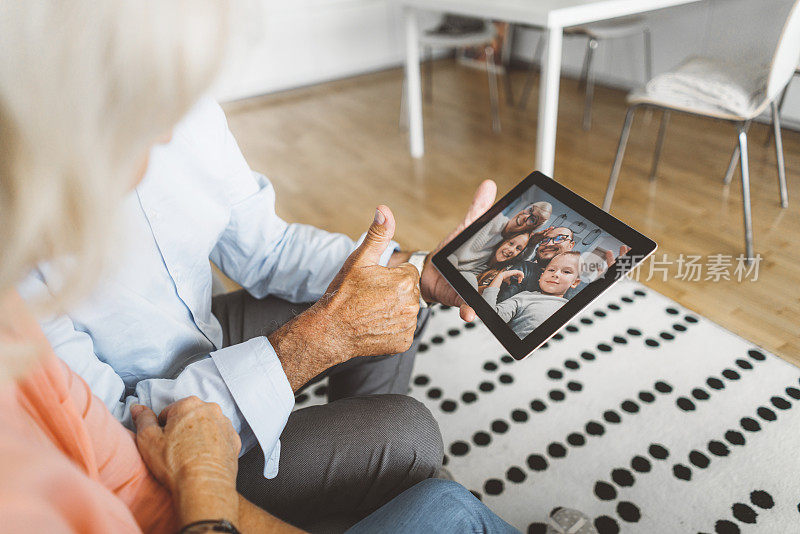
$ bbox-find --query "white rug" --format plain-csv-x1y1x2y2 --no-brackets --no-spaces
296,280,800,533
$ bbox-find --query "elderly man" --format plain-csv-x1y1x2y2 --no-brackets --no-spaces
22,97,497,530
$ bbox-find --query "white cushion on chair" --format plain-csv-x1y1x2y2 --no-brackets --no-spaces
627,56,771,120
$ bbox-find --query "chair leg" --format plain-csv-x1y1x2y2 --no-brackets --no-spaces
518,35,543,110
764,85,789,146
485,46,501,133
577,39,591,91
503,24,515,106
723,144,740,185
771,100,789,208
603,106,637,211
582,39,599,131
504,71,514,108
643,28,653,82
649,110,670,181
399,80,407,130
723,120,750,184
424,46,433,103
737,124,754,262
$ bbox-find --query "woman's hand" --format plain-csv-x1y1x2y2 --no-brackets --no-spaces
131,397,241,527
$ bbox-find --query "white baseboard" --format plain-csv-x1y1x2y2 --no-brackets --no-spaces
221,56,800,135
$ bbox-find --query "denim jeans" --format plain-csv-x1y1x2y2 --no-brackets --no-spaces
346,479,520,534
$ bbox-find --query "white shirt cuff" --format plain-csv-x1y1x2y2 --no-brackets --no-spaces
211,336,294,478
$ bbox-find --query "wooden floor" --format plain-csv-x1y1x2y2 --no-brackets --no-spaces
223,60,800,365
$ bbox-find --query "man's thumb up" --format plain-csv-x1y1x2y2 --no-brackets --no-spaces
351,205,396,267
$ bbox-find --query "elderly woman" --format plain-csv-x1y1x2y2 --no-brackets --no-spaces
0,2,525,533
0,1,261,531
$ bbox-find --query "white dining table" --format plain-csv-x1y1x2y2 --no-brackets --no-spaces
400,0,702,175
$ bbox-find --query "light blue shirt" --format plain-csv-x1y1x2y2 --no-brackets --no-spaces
20,97,398,478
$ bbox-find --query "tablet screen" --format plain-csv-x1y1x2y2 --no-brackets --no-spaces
445,184,628,340
433,171,656,359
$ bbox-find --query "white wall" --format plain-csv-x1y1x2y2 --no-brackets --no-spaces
214,0,407,100
214,0,800,128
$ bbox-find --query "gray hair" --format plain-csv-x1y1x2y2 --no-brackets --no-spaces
0,1,229,310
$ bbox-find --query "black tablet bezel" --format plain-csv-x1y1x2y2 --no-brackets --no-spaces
432,171,657,360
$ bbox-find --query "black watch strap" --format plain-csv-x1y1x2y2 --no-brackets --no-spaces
179,519,241,534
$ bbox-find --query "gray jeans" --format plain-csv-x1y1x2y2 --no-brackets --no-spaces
211,290,442,531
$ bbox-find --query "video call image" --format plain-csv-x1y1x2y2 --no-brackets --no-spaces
447,186,629,339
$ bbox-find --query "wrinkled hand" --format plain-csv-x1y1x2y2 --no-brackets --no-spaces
268,206,420,390
131,398,240,492
131,397,241,525
420,180,497,321
319,205,420,359
502,269,525,285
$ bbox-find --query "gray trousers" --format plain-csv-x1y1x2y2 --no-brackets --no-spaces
211,290,442,531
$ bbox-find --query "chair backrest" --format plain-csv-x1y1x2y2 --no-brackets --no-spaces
767,0,800,101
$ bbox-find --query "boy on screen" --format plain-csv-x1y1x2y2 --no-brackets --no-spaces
482,251,582,338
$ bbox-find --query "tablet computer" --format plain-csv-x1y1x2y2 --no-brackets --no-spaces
432,171,657,360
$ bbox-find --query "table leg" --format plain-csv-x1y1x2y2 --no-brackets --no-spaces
536,27,563,176
404,8,424,158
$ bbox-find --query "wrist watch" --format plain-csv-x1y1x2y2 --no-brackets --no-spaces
408,250,430,309
180,519,240,533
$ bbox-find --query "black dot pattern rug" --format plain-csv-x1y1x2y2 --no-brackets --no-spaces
408,281,800,533
294,281,800,532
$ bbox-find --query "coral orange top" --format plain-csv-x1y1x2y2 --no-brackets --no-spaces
0,291,177,533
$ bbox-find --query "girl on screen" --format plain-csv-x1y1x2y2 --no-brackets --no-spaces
475,232,532,293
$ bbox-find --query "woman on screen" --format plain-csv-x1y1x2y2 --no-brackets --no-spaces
475,232,531,293
446,201,552,279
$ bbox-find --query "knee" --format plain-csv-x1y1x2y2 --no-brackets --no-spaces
399,480,493,528
410,479,469,502
376,394,444,478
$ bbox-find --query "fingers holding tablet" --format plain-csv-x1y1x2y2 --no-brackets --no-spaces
431,172,656,359
420,179,497,321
